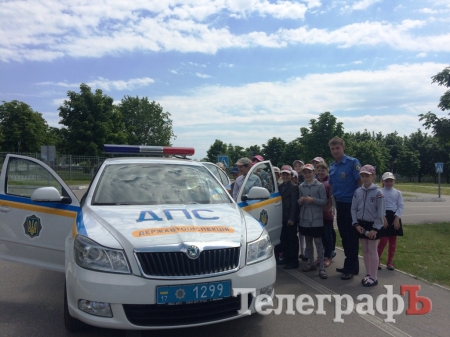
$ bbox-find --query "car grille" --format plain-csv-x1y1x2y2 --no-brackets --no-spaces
123,294,252,326
136,247,240,277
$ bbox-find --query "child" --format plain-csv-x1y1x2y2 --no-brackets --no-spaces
315,162,335,267
278,165,299,269
377,172,404,271
293,159,308,261
291,170,299,185
293,160,305,183
351,165,385,287
298,164,328,279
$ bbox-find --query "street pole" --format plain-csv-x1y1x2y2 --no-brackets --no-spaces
438,172,441,199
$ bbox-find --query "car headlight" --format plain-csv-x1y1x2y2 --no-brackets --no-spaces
74,235,130,274
246,228,273,265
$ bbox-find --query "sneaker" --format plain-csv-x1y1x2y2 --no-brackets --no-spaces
319,269,327,279
387,263,395,270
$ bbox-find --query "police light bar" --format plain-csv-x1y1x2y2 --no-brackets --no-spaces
104,145,195,156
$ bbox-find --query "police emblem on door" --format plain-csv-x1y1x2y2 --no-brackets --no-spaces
23,215,42,238
259,209,268,226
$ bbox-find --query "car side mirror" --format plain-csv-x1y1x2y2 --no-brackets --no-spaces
31,187,64,203
242,186,270,201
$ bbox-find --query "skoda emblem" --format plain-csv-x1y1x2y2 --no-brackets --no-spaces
186,245,201,259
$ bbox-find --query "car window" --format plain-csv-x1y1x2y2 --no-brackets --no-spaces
202,162,219,177
251,162,275,194
217,168,230,185
201,162,230,186
6,157,64,197
92,163,232,205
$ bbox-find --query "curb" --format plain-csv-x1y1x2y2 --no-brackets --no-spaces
403,197,446,202
69,185,89,190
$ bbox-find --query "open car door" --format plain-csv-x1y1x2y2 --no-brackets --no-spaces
0,154,80,272
236,160,282,246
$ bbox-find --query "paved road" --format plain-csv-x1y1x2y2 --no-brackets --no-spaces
1,250,449,337
1,190,448,336
401,192,450,224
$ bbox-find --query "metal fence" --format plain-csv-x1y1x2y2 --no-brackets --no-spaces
0,152,107,181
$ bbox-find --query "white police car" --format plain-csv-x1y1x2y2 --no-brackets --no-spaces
0,145,276,331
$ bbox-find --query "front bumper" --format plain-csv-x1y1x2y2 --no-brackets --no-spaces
65,256,276,330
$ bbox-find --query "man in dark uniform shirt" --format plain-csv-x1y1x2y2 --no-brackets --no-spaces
328,137,361,280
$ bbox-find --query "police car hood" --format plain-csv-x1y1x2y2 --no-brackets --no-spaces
81,203,264,249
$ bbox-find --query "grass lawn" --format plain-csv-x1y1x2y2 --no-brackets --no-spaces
66,179,91,186
395,182,450,196
336,223,450,288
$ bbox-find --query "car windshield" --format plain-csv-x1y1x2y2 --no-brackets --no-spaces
92,163,232,205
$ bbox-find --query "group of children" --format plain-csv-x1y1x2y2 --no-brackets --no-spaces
278,159,404,287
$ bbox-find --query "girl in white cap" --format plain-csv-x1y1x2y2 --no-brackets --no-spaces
377,172,404,271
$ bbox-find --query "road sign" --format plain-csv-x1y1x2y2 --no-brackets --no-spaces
435,162,444,174
217,155,229,168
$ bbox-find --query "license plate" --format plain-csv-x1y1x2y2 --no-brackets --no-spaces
157,280,231,305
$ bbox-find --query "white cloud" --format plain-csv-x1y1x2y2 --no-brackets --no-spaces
352,0,381,11
2,1,450,62
196,73,212,78
278,20,450,52
219,62,234,68
38,77,155,91
158,62,447,159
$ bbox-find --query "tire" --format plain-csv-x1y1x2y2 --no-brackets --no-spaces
64,282,87,332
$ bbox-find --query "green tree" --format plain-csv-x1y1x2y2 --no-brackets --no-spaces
262,137,286,167
299,111,344,164
406,130,440,182
0,100,49,152
396,148,421,182
349,139,387,176
245,145,262,158
118,96,175,146
205,139,228,162
58,84,127,156
282,138,304,167
381,132,404,173
227,144,246,165
46,127,65,151
419,66,450,145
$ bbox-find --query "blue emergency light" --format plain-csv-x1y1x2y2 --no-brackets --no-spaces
104,144,195,156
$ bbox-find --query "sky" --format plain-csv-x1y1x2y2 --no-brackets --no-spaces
1,0,450,161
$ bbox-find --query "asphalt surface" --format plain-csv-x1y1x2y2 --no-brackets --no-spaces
1,190,449,336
